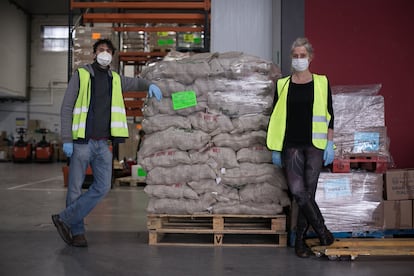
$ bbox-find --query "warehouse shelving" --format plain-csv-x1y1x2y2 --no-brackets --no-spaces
68,1,211,123
69,0,211,68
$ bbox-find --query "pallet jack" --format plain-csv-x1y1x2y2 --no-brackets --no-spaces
12,127,32,162
34,128,54,162
307,238,414,260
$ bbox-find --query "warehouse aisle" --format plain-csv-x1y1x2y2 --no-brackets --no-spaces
0,162,413,276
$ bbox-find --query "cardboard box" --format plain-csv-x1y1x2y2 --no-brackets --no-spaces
383,200,413,229
118,123,140,161
384,169,414,200
28,120,40,131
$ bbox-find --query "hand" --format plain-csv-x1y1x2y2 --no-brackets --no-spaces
272,151,282,167
63,143,73,158
148,84,162,101
323,140,335,166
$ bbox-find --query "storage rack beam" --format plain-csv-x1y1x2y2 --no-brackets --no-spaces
70,0,210,11
118,52,167,64
82,13,206,24
113,26,204,32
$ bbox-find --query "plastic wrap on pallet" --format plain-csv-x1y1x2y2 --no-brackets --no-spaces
331,84,392,161
332,93,385,134
332,84,382,96
333,126,391,159
148,23,178,52
316,172,383,232
139,52,289,215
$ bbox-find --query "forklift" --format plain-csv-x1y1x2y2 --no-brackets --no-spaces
12,127,32,162
34,128,54,162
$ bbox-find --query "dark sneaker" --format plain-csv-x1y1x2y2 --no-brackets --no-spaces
51,214,72,245
72,234,88,247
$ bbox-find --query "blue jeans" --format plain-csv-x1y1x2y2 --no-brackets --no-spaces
59,139,112,236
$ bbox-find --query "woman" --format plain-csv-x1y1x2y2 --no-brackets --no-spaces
267,37,335,258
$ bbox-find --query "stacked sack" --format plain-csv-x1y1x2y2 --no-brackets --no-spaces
138,52,290,215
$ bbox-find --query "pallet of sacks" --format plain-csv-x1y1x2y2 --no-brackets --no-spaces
138,52,291,246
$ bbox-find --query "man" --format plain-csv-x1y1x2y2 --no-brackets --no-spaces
52,38,162,247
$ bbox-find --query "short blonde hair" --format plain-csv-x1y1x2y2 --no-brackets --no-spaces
290,37,314,57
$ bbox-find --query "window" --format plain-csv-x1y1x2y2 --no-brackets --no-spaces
41,26,69,52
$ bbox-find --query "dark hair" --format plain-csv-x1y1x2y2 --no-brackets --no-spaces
93,38,116,55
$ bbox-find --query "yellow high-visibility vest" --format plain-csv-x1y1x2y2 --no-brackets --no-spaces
72,68,128,139
266,74,331,151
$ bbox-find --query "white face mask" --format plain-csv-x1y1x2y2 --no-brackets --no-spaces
96,51,112,67
292,58,309,72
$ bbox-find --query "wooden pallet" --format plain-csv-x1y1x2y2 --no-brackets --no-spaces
114,176,146,186
307,238,414,260
147,214,287,247
333,154,388,173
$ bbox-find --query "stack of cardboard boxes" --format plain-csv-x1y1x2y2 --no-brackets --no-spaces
383,169,414,229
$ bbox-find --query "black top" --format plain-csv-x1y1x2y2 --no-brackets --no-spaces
85,62,112,140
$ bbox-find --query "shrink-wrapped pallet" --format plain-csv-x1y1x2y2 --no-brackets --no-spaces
316,172,383,232
332,84,392,162
139,52,290,215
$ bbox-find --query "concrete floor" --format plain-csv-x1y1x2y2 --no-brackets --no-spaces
1,162,414,276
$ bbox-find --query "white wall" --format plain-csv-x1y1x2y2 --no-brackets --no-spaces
211,0,280,64
0,1,28,98
0,13,68,143
27,15,68,140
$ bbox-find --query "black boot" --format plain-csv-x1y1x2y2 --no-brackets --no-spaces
299,199,334,246
294,210,313,258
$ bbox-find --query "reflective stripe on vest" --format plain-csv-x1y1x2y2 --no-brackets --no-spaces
72,68,129,139
266,74,331,151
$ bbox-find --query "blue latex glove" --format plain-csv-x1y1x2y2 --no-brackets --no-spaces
148,84,162,101
272,151,282,167
323,140,335,166
63,143,73,158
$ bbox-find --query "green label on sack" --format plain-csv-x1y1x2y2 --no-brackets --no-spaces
137,167,147,177
171,91,197,110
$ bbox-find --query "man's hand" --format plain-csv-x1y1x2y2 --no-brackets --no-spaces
148,84,162,101
63,143,73,158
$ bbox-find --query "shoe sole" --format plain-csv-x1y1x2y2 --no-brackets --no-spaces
52,215,72,246
72,242,88,248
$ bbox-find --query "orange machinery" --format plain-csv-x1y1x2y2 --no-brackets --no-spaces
12,128,32,162
34,128,54,162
